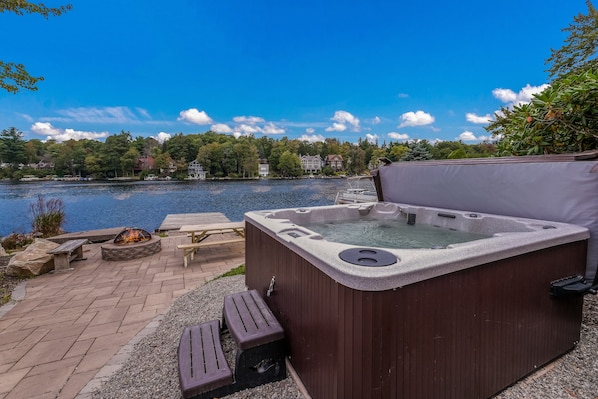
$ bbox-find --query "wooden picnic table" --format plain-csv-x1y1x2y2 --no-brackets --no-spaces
179,221,245,243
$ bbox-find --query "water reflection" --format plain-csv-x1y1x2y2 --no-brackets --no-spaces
0,179,346,236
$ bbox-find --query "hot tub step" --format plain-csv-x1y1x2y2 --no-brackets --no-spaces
178,291,287,399
177,320,234,399
222,289,287,388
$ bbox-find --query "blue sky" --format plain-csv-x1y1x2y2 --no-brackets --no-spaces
0,0,590,145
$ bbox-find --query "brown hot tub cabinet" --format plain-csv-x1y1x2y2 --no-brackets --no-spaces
246,221,587,399
245,153,598,399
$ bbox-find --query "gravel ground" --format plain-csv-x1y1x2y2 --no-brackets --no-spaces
92,275,301,399
92,275,598,399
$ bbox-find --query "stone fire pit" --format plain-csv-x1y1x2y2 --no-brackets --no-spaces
101,228,161,261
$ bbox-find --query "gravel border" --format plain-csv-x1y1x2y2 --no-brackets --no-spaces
91,275,301,399
92,276,597,399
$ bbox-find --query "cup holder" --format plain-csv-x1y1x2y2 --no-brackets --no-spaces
339,248,398,267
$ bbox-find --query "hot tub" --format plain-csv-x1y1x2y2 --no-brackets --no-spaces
245,202,590,399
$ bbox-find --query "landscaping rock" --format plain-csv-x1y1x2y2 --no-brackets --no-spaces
0,246,6,257
6,239,60,278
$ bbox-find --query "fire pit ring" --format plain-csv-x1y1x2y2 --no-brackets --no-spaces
101,228,161,261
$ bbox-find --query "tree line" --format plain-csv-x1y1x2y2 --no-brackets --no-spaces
0,127,497,180
3,2,598,167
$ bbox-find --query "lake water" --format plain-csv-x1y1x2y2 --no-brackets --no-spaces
0,179,347,237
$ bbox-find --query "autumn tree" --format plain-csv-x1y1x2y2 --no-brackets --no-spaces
1,1,72,93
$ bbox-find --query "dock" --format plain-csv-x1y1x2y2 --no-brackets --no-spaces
49,226,126,244
157,212,231,232
46,213,233,243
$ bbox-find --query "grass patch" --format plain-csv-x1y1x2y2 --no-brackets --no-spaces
212,264,245,280
1,290,9,306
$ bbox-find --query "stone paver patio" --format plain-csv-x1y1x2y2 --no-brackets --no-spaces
0,233,245,399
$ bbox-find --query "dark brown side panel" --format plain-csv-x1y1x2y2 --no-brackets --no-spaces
245,221,586,399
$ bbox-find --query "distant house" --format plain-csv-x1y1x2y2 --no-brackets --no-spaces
29,157,54,170
258,160,270,177
138,155,155,170
325,154,344,171
187,160,206,180
300,155,323,174
161,161,177,175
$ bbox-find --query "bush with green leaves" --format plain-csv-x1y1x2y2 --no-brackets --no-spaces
487,1,598,156
487,70,598,155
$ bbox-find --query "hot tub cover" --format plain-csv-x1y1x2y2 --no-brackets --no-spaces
373,152,598,283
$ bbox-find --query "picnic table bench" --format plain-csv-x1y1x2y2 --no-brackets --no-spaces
177,289,286,399
177,222,245,267
47,238,89,271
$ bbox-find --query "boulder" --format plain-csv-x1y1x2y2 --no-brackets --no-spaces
6,239,60,278
0,245,7,257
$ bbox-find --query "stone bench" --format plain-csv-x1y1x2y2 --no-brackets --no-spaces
176,238,244,268
47,239,88,271
177,289,286,399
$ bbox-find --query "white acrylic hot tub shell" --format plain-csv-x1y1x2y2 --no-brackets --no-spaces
244,202,590,291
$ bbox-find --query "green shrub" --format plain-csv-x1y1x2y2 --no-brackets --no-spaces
29,195,65,237
1,232,34,251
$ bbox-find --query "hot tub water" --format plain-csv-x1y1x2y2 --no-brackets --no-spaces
303,218,491,249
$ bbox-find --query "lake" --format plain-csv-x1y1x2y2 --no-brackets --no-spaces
0,178,348,237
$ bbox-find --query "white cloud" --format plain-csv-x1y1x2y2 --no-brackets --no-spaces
57,106,144,124
263,122,285,135
135,107,151,119
365,134,379,144
236,124,262,135
305,128,315,134
325,110,360,132
31,122,109,142
211,123,233,133
154,132,171,143
387,132,410,141
299,134,326,143
397,93,409,98
18,113,34,122
325,122,347,132
492,88,517,104
466,113,492,124
492,84,550,107
398,110,434,128
369,116,381,125
458,131,478,141
233,116,265,124
178,108,213,125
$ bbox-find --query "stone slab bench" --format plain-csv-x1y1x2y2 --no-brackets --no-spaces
176,238,244,268
177,290,286,399
47,238,88,271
